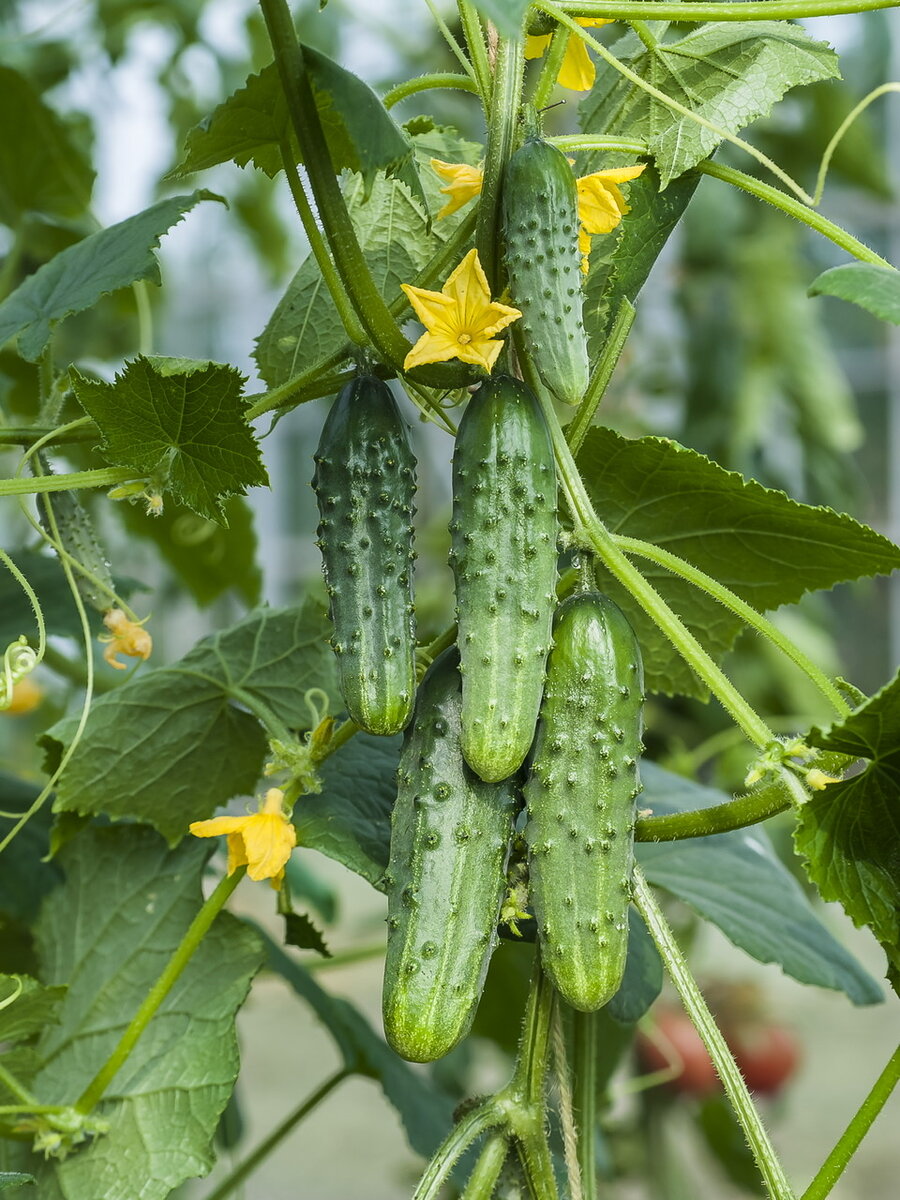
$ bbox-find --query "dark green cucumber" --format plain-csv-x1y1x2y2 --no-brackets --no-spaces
450,375,558,782
383,647,517,1062
524,591,643,1011
504,137,590,406
312,374,416,735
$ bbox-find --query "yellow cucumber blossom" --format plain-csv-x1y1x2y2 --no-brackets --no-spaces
401,248,521,373
189,787,297,888
2,676,42,715
430,159,483,219
576,164,647,272
525,19,612,92
99,608,153,670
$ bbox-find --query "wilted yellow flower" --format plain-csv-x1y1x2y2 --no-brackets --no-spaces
430,159,483,219
401,248,521,373
189,787,297,888
576,164,647,271
525,19,612,92
99,608,152,670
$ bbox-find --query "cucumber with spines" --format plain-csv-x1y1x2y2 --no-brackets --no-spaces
524,591,644,1011
450,374,558,782
382,647,518,1062
312,374,416,735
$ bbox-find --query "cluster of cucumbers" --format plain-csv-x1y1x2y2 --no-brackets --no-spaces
312,135,644,1063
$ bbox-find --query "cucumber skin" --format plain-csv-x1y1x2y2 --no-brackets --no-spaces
383,648,517,1063
312,375,416,736
450,375,558,783
524,592,644,1011
504,138,590,407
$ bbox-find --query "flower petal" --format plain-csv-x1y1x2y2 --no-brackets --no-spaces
430,159,483,219
240,812,297,882
189,815,250,838
525,33,551,60
226,832,248,876
557,37,595,91
403,329,466,371
401,282,456,329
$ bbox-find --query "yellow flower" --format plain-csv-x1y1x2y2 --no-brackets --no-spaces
99,608,153,670
189,787,297,888
2,676,42,715
401,248,522,373
575,164,647,271
525,19,612,92
430,159,483,219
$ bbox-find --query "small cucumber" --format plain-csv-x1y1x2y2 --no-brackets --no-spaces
504,137,590,406
383,647,517,1063
450,374,558,782
312,374,416,735
524,591,643,1011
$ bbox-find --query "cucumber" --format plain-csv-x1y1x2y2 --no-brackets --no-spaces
450,374,558,782
503,137,590,406
312,374,416,735
524,591,643,1011
383,647,518,1062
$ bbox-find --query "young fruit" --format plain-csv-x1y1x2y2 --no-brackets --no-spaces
382,647,518,1062
524,590,643,1010
504,137,590,406
312,374,416,736
450,374,558,782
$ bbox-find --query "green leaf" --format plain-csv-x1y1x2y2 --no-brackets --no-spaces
0,65,94,226
582,24,839,187
638,763,883,1005
696,1094,766,1195
808,262,900,325
42,602,339,845
576,428,900,696
0,775,62,924
70,357,268,523
0,193,217,362
282,911,331,958
469,0,530,38
30,826,263,1200
116,495,262,607
798,671,900,991
259,930,454,1160
0,975,66,1044
174,50,417,198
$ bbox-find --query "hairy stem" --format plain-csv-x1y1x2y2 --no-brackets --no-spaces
556,0,899,22
476,25,526,288
413,1104,504,1200
0,466,135,498
572,1011,598,1200
458,1,493,106
461,1132,510,1199
566,298,635,456
383,71,479,108
532,28,572,113
635,782,791,841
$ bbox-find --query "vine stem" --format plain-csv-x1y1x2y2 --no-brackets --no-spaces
532,27,572,113
0,466,135,498
566,298,636,457
800,1043,900,1200
201,1068,350,1200
383,71,479,108
551,1005,583,1200
0,1061,37,1107
412,1104,503,1200
476,24,526,289
632,868,796,1200
557,0,899,21
634,781,791,841
457,1,493,106
75,868,246,1114
571,1011,598,1200
0,426,96,447
460,1132,509,1199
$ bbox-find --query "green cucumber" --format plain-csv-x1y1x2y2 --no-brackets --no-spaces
524,591,643,1011
450,374,558,782
312,374,416,735
504,137,590,406
382,647,518,1063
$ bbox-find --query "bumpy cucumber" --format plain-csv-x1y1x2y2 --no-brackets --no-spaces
503,137,590,406
312,374,416,735
450,374,558,782
524,591,643,1011
383,647,517,1062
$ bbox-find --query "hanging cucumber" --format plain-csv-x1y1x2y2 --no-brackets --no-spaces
503,136,590,406
450,374,558,782
312,374,416,735
524,591,644,1011
382,647,518,1062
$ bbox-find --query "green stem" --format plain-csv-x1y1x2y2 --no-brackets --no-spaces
516,1130,561,1200
0,425,96,447
696,161,891,268
201,1069,350,1200
413,1103,504,1200
510,957,556,1105
259,0,410,367
457,1,493,106
628,19,659,53
229,685,297,748
634,783,791,841
281,149,366,345
132,280,154,356
423,0,477,80
613,534,852,717
0,1061,37,1107
551,1005,583,1200
461,1132,510,1199
559,0,899,20
383,71,480,108
0,1105,67,1116
566,298,635,456
532,28,571,113
633,869,796,1200
800,1044,900,1200
302,941,385,972
0,466,135,498
550,134,652,157
76,868,245,1114
572,1011,598,1200
476,26,526,289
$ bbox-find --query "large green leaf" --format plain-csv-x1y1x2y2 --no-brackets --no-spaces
582,24,839,187
71,357,268,524
0,66,94,226
576,428,900,696
808,262,900,325
0,776,62,925
798,671,900,992
0,193,216,362
29,826,262,1200
638,763,882,1005
41,602,339,845
0,975,66,1045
